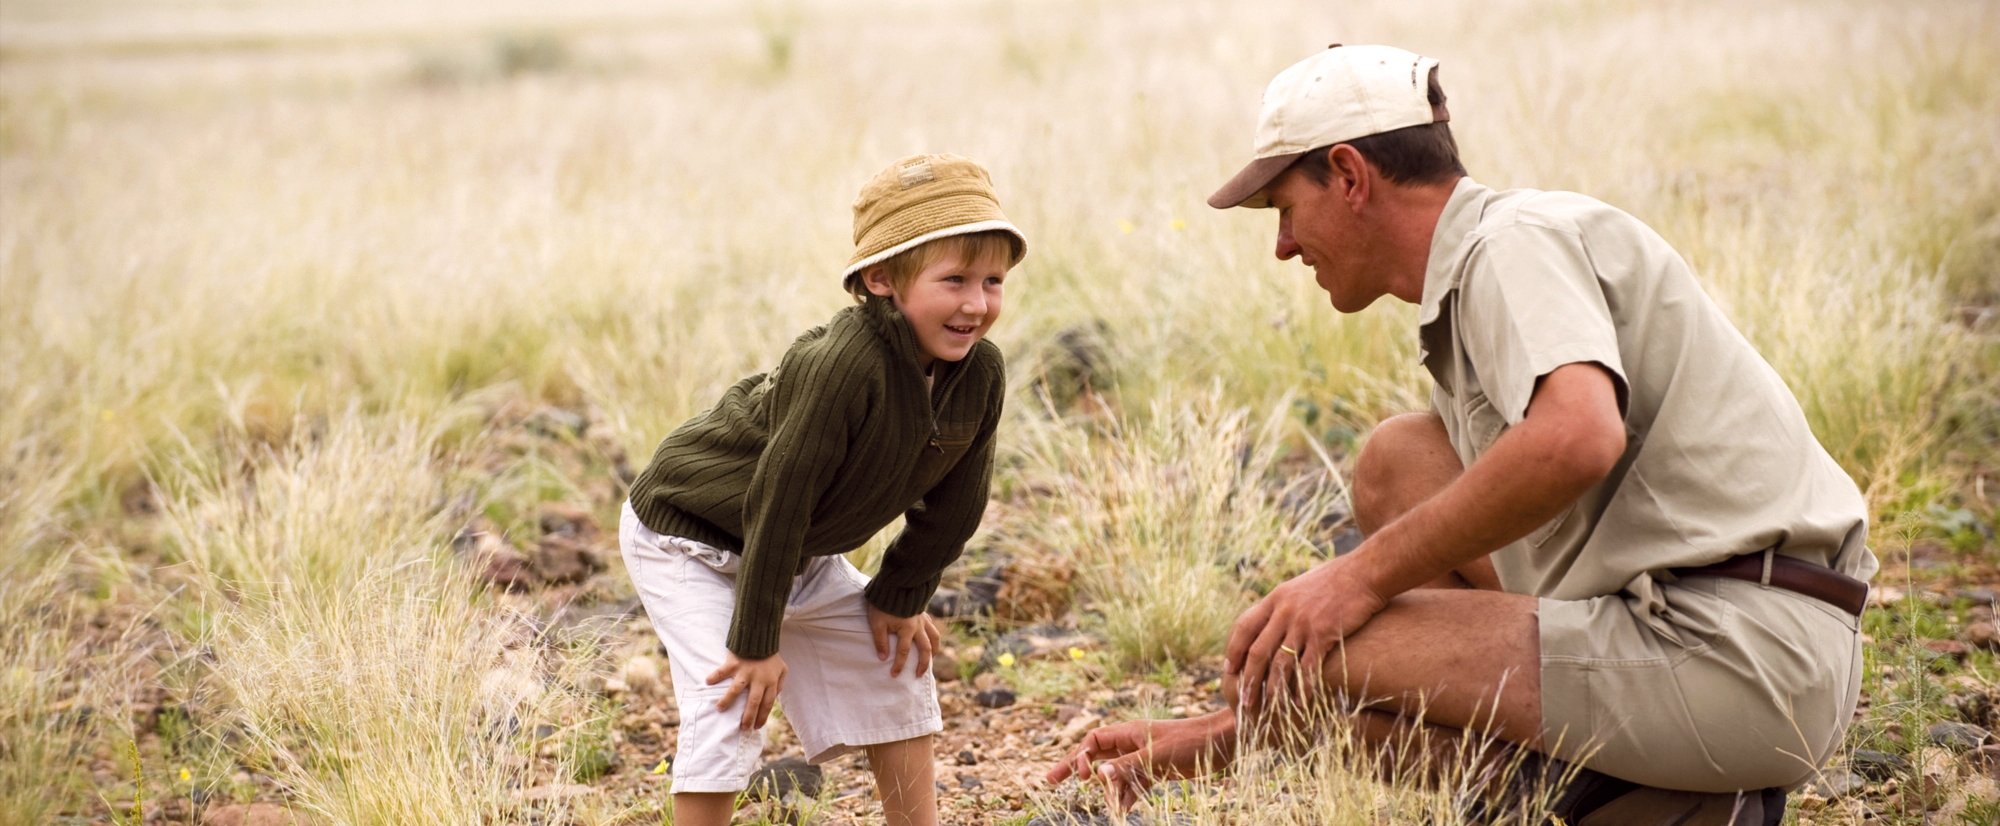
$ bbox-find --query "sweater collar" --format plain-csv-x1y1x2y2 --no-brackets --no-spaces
856,295,956,384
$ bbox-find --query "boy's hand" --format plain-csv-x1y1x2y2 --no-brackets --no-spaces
706,653,787,730
866,602,940,679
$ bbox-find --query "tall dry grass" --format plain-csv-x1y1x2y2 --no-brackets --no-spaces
156,413,602,823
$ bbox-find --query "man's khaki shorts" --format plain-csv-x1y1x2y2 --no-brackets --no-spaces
1538,575,1861,791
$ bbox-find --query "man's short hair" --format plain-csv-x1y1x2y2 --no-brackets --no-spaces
1293,69,1466,187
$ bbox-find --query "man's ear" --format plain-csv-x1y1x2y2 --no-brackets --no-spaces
1327,144,1372,209
861,265,897,298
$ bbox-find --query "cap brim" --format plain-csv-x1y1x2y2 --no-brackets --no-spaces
1207,152,1303,210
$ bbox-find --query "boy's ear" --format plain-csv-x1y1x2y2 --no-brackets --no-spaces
861,265,897,297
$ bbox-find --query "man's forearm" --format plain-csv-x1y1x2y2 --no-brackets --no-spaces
1347,370,1625,599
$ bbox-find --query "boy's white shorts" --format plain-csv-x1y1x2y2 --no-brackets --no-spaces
618,502,942,793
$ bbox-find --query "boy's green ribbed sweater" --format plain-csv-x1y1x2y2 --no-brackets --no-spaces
627,296,1003,659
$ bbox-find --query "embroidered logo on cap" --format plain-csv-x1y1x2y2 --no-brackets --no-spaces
898,159,935,189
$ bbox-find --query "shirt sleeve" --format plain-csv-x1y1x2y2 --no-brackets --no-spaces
1458,223,1629,424
864,353,1004,617
728,338,868,658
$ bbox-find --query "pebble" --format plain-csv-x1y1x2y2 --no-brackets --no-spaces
975,687,1018,709
201,803,298,826
1976,743,2000,772
1964,620,1999,652
748,756,822,800
957,772,983,790
514,783,598,802
1809,771,1866,799
1850,748,1910,781
1923,639,1971,662
620,654,663,696
933,648,962,684
1929,721,1994,752
957,749,979,765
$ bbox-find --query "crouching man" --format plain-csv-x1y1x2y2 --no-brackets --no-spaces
1052,44,1873,825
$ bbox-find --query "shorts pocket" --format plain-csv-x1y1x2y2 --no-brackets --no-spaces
671,684,762,790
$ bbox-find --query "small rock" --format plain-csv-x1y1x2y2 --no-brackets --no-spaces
1332,526,1365,556
1924,639,1972,662
1930,721,1994,752
1916,748,1956,806
980,625,1093,670
932,648,961,684
956,749,978,765
621,654,664,696
956,772,982,789
1955,588,1999,609
1975,743,2000,773
1964,620,2000,652
532,535,603,586
1851,749,1911,781
514,783,598,802
201,804,299,826
973,688,1017,709
537,502,599,538
748,757,822,801
1809,771,1866,799
1024,813,1147,826
1059,712,1105,746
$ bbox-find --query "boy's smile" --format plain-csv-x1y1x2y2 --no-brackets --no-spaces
867,252,1009,371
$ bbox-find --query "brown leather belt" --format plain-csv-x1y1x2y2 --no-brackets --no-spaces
1670,552,1869,616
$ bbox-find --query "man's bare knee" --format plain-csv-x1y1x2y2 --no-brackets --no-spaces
1353,412,1460,535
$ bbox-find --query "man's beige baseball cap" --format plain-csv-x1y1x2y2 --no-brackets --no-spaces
841,154,1026,290
1208,44,1448,210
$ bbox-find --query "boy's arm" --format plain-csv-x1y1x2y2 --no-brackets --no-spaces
866,364,1004,617
730,342,868,659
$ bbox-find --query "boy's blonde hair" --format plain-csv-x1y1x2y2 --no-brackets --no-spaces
844,229,1024,302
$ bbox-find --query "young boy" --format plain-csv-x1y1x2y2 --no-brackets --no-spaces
619,154,1024,826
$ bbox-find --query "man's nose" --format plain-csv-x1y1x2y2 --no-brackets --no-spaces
1275,226,1301,261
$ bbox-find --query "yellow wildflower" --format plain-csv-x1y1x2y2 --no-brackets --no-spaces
1068,647,1086,661
997,652,1017,668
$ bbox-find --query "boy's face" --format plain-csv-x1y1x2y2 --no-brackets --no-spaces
865,251,1009,371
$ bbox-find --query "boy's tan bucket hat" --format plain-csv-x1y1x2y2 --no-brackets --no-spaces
841,154,1026,287
1209,44,1448,209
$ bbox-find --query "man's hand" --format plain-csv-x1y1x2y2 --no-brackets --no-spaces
867,602,940,679
706,653,787,730
1225,554,1389,715
1045,711,1238,814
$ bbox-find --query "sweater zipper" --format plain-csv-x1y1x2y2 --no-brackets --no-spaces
924,358,972,453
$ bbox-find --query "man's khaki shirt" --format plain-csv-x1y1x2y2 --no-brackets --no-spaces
1418,178,1876,625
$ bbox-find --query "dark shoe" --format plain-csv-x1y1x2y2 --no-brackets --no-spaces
1571,783,1785,826
1465,752,1787,826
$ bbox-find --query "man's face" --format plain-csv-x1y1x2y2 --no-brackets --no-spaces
1264,164,1384,313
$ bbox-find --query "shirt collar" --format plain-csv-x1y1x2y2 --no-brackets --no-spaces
1416,176,1495,329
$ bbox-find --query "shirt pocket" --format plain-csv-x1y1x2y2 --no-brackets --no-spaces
913,419,981,489
1456,391,1507,457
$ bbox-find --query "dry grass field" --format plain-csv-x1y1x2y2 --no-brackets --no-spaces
3,0,1998,823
